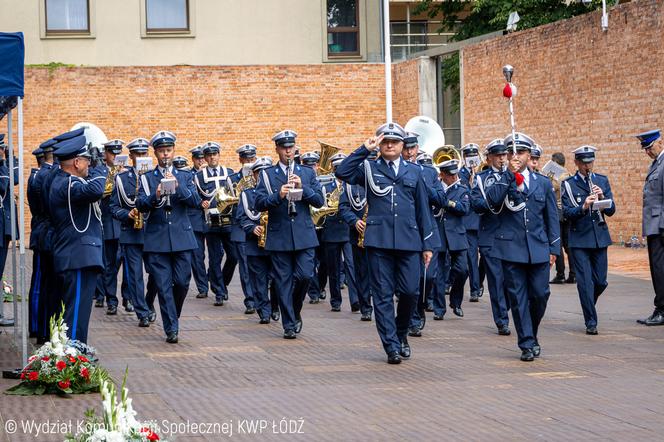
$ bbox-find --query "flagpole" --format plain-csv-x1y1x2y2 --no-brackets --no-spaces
383,0,392,122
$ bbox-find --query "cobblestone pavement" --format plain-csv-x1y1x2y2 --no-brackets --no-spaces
0,248,663,441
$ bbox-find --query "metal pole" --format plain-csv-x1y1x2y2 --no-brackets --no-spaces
601,0,608,31
8,110,18,331
383,0,392,121
406,4,411,58
18,98,27,366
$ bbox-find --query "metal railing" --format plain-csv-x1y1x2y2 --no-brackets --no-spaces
390,20,455,60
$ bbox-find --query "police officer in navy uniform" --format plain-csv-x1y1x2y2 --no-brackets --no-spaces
471,139,511,336
301,151,327,303
109,138,156,327
319,153,361,312
28,145,49,338
194,142,234,306
0,135,18,282
228,144,258,314
484,133,560,361
188,146,209,299
561,145,615,334
431,159,470,320
137,131,201,343
254,130,325,339
98,139,127,315
459,143,483,302
237,157,274,323
335,123,437,364
48,135,105,344
529,144,542,172
636,130,664,326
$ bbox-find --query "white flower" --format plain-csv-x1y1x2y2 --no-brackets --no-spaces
65,347,78,357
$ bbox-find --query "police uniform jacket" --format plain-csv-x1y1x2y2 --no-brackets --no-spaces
334,145,437,252
137,167,200,253
434,180,470,252
471,168,504,249
99,164,121,241
27,166,43,250
420,164,443,250
561,172,615,248
229,170,248,242
194,166,234,233
320,179,350,243
459,165,481,231
485,169,561,263
186,167,206,233
254,162,324,251
109,167,145,245
48,168,105,273
339,182,366,244
236,188,268,257
0,159,18,242
642,152,664,236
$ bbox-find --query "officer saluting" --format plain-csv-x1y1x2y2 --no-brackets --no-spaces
484,133,560,361
137,131,200,343
636,129,664,326
48,134,105,343
561,145,615,334
254,130,325,339
335,123,436,364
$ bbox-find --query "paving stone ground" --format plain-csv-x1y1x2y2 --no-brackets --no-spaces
0,246,663,441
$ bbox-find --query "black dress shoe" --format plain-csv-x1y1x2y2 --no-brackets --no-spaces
387,352,402,364
319,290,327,300
425,302,434,312
330,306,341,312
498,325,511,336
138,317,150,328
271,311,280,322
586,326,598,335
125,301,134,313
245,307,256,315
214,299,224,306
259,316,270,324
399,337,411,359
549,275,565,284
469,294,479,302
478,287,484,298
641,310,664,326
295,319,303,334
222,293,229,301
565,276,576,284
148,310,157,323
532,344,541,358
361,312,372,321
351,302,361,313
433,314,444,321
196,292,208,299
94,299,104,308
309,298,319,304
106,305,117,315
520,349,535,361
408,327,422,337
452,307,464,317
166,332,178,344
283,330,296,339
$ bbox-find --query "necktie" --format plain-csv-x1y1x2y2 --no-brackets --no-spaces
389,161,396,176
211,168,217,177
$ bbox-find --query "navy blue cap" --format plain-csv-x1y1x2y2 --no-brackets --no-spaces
53,135,90,161
485,139,508,155
202,141,221,155
438,159,460,174
54,127,85,142
150,130,176,149
103,139,124,155
32,148,44,157
330,153,347,168
252,156,273,172
530,144,542,158
236,144,257,158
40,138,57,152
462,143,480,156
636,129,661,149
403,132,419,148
272,130,297,148
301,151,320,166
572,145,597,163
189,146,205,159
504,132,535,151
172,156,188,169
416,152,433,165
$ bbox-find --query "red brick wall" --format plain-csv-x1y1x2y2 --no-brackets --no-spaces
392,58,420,126
462,0,664,238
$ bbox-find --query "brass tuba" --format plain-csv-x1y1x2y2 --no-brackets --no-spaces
310,184,341,226
215,185,239,212
432,145,462,165
317,141,341,176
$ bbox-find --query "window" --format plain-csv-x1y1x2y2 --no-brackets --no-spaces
45,0,90,34
327,0,359,56
146,0,189,33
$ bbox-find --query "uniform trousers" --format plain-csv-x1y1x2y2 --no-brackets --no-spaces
270,248,315,332
221,230,238,287
247,254,272,319
367,247,420,355
350,241,372,315
433,250,468,316
480,247,510,328
28,251,42,336
502,260,550,350
60,267,99,344
233,241,255,308
465,230,481,295
206,231,230,299
144,251,192,335
324,242,359,309
647,234,664,312
191,231,208,295
410,250,438,329
121,244,151,320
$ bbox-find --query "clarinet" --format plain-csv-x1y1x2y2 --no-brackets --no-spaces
587,172,605,226
287,158,297,217
164,158,173,214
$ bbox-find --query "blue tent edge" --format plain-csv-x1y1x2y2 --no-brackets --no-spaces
0,32,25,98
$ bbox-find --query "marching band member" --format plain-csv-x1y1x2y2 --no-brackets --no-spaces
172,156,188,169
484,133,560,361
229,144,259,314
561,145,615,334
301,151,327,303
48,134,105,344
335,123,437,364
194,142,234,305
549,152,575,285
137,131,200,343
459,143,483,302
529,144,542,172
237,156,273,323
97,140,127,315
0,136,18,282
188,146,209,299
28,145,46,338
254,130,325,339
109,138,156,327
471,140,511,336
431,159,470,320
636,129,664,326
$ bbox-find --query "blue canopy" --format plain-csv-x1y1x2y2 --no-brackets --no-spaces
0,32,25,120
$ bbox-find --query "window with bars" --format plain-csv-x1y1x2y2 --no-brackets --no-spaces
45,0,90,34
146,0,190,33
326,0,359,56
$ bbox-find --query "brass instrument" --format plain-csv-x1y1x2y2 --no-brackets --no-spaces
257,212,268,248
236,175,256,194
311,183,341,226
432,145,462,165
215,184,240,212
133,160,151,230
317,141,341,176
103,165,122,197
357,204,368,248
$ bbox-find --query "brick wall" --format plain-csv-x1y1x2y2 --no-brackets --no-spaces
462,0,664,238
392,58,420,126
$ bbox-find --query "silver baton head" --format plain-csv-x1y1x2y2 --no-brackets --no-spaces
502,65,514,83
